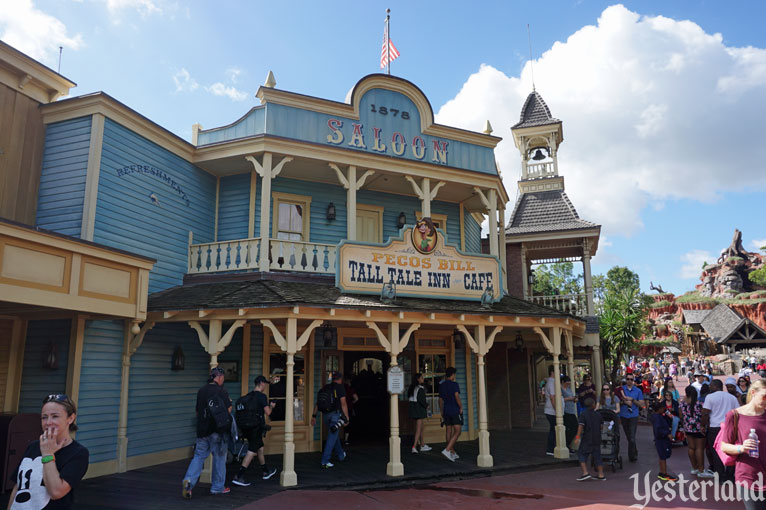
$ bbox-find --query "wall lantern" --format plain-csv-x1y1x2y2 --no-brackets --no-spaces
322,323,334,348
397,212,407,229
171,346,185,371
453,329,464,350
326,202,336,221
43,340,57,370
528,269,536,286
515,331,525,351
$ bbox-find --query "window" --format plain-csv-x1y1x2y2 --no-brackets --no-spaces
273,192,311,241
416,212,447,231
338,329,384,351
264,334,307,423
415,332,453,416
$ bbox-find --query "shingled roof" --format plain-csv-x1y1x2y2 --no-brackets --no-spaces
681,309,711,325
512,91,561,129
700,304,745,343
148,279,579,319
506,190,599,235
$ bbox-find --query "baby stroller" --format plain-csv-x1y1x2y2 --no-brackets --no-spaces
597,408,623,473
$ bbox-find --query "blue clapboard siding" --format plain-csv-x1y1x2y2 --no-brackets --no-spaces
455,347,469,432
220,328,243,400
464,210,482,254
94,119,216,293
197,106,266,146
126,323,210,457
217,173,251,241
19,320,71,413
249,325,264,384
36,117,92,237
269,177,468,251
76,320,123,463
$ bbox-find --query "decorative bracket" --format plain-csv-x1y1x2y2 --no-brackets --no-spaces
128,321,156,357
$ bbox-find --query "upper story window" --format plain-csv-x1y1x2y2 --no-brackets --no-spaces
273,192,311,241
416,212,447,231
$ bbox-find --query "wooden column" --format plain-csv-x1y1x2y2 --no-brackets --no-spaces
262,317,322,487
4,319,27,413
457,324,502,467
583,246,594,315
592,344,603,391
551,327,567,458
330,164,375,242
474,187,498,257
499,204,507,278
565,330,575,383
406,176,445,220
367,321,420,477
247,153,293,271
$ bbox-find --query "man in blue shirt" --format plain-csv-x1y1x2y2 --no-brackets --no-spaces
618,373,645,462
438,367,462,462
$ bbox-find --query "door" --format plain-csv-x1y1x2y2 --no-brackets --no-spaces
356,207,382,243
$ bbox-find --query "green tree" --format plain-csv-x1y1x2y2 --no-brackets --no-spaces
593,266,646,312
749,245,766,286
531,262,582,296
599,287,647,384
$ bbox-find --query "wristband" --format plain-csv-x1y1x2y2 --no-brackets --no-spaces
41,455,55,464
739,445,744,454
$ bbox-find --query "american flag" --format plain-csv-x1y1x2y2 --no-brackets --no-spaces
380,22,400,69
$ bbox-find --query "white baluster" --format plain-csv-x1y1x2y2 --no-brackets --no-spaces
327,246,337,273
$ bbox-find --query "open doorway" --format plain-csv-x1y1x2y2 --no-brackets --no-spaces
344,351,389,445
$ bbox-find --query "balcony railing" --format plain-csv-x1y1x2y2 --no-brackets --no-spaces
525,161,556,179
528,293,587,316
188,237,337,275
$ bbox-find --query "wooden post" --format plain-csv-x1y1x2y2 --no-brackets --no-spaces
552,327,568,458
583,248,594,315
499,204,507,278
347,166,357,240
592,344,603,391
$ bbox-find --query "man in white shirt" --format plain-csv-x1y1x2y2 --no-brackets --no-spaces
702,379,739,480
691,372,708,397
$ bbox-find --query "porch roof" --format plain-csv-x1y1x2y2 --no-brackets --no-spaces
506,190,600,236
148,278,580,320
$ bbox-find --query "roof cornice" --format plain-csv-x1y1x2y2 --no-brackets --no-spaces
0,41,76,103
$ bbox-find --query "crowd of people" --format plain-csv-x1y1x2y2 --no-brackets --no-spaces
542,353,766,502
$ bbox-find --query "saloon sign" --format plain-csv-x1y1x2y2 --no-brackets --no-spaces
336,222,502,302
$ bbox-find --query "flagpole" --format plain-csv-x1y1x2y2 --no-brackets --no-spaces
386,8,391,75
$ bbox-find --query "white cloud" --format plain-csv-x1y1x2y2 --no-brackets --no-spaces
173,68,198,92
103,0,161,16
205,82,247,102
679,249,714,279
751,239,766,251
0,0,84,67
226,67,242,84
435,5,766,238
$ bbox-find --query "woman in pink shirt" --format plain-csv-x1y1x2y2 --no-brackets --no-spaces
721,379,766,509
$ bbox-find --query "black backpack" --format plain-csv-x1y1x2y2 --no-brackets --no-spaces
234,393,263,429
204,392,232,434
316,384,336,413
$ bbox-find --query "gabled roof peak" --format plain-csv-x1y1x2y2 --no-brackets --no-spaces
512,90,560,129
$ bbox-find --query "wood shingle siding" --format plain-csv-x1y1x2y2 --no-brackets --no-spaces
94,119,216,293
35,117,91,237
19,319,71,413
76,320,124,463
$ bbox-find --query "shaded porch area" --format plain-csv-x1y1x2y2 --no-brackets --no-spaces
26,427,573,510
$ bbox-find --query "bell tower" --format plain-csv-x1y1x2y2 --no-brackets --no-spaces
510,91,564,194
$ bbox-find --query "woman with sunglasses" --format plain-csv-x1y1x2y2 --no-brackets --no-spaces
660,379,680,402
737,377,750,396
8,394,89,510
599,384,620,413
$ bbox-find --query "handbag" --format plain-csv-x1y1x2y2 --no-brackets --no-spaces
713,409,740,467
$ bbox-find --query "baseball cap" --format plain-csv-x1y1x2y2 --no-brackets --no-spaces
254,375,270,385
331,371,342,380
693,371,703,377
725,377,737,386
209,367,225,381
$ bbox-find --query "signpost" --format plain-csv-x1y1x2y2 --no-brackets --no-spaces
387,365,404,395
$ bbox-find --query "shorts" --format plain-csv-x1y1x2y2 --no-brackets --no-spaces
686,432,705,439
577,447,603,466
655,439,671,460
243,427,264,452
443,414,463,426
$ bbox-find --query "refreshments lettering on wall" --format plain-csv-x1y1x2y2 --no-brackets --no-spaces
336,221,502,302
115,164,190,206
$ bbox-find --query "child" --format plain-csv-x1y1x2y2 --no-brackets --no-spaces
575,398,606,481
649,400,678,481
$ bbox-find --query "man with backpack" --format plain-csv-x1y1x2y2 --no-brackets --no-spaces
310,371,349,468
232,375,278,486
182,367,232,499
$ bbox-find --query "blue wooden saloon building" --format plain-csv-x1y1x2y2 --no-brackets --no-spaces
0,40,594,486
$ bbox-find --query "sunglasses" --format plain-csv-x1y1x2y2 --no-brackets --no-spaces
602,388,610,391
43,394,69,404
626,378,635,381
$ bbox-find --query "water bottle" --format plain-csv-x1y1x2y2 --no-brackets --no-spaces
748,429,760,458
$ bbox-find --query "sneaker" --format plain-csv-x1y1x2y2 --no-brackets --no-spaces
658,473,670,481
596,476,607,481
665,473,679,482
412,447,419,454
338,453,347,462
698,469,715,478
182,479,192,499
452,451,459,459
545,451,554,456
321,462,334,469
576,474,592,481
690,468,699,475
441,449,456,462
262,467,277,480
212,487,231,495
420,444,432,452
231,476,250,487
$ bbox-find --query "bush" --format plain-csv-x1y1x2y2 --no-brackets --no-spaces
676,292,719,305
650,300,672,308
726,256,745,264
750,266,766,287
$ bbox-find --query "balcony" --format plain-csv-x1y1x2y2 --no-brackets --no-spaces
188,238,337,275
525,161,556,179
528,293,588,316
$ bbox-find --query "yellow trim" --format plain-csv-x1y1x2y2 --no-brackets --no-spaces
262,327,309,426
337,327,385,351
464,337,475,433
4,319,26,413
82,459,118,480
413,330,454,418
77,255,138,304
272,191,312,241
81,114,104,241
126,446,194,472
0,41,75,103
0,237,73,293
66,316,85,408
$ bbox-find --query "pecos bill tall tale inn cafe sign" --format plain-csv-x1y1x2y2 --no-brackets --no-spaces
336,219,502,302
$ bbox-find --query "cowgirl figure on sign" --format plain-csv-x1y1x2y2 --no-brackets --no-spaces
413,217,437,254
9,394,89,510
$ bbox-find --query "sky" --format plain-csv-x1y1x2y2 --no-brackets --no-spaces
2,0,766,296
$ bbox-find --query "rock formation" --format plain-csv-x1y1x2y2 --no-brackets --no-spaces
697,229,764,298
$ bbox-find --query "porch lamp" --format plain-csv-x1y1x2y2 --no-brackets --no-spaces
515,331,525,351
171,346,185,371
397,212,407,229
322,323,334,347
326,202,336,221
453,329,464,349
528,269,536,286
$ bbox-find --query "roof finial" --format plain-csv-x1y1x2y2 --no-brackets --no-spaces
483,120,493,134
264,70,276,88
527,24,535,92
